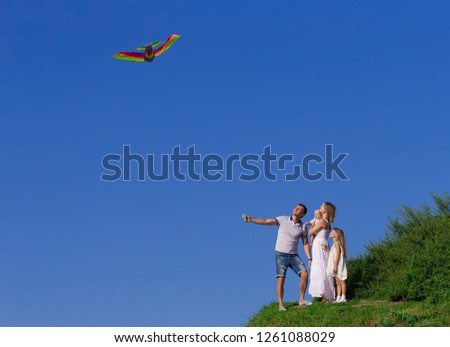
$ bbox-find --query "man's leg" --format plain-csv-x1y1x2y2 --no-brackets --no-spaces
292,255,310,305
299,270,308,302
275,252,288,310
276,276,285,308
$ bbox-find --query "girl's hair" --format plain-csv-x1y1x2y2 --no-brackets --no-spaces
333,227,347,258
323,202,336,223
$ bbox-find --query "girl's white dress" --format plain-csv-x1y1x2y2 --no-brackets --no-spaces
308,220,335,300
326,244,347,281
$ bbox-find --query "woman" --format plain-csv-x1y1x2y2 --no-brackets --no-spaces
307,202,336,301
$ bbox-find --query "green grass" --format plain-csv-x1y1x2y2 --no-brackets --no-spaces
246,299,450,327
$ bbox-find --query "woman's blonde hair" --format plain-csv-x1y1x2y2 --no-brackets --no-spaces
333,227,347,258
323,201,336,223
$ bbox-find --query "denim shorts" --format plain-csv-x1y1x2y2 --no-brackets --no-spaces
275,251,307,278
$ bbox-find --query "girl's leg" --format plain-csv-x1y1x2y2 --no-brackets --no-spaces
336,278,342,297
336,278,346,302
341,280,346,298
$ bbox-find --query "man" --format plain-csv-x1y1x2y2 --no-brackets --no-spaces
243,203,312,310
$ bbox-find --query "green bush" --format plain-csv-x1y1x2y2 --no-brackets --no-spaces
347,193,450,302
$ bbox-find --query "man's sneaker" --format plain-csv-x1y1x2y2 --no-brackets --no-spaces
299,300,312,306
279,306,287,311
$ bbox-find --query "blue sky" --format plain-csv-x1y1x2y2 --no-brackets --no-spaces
0,0,449,326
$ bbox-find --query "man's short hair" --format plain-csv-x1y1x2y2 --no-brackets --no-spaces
298,203,307,216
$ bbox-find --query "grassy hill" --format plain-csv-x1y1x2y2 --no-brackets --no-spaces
247,193,450,327
246,299,449,327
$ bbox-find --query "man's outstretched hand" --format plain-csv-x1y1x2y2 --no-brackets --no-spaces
242,214,251,222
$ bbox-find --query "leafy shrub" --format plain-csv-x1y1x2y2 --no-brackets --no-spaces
347,193,450,302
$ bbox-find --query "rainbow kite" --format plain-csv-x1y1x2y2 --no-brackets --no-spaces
113,34,180,63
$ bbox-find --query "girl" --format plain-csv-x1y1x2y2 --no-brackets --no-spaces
322,227,348,303
307,202,336,301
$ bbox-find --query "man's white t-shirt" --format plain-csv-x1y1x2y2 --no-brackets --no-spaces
274,216,307,254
